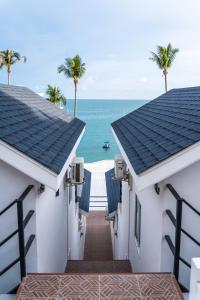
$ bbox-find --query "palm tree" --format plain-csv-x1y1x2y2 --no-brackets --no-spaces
0,50,27,85
149,43,179,92
58,55,86,117
46,85,66,106
0,60,3,79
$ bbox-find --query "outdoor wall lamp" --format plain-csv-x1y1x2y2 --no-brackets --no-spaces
154,183,160,195
38,184,45,194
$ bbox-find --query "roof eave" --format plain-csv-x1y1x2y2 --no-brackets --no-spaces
0,128,85,191
112,128,200,191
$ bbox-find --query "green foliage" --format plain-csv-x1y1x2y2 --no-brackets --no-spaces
149,43,179,91
0,49,27,84
58,55,86,117
149,43,179,72
46,85,66,105
58,55,86,83
0,49,27,67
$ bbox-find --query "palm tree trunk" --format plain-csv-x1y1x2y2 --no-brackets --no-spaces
73,80,77,118
163,69,168,92
7,65,11,85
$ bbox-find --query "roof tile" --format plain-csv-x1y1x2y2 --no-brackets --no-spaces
112,87,200,174
0,84,85,174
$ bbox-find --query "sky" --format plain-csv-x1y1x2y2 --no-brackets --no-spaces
1,0,200,99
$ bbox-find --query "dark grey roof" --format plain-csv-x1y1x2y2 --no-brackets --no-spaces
79,169,91,214
0,84,85,174
105,168,121,214
112,86,200,174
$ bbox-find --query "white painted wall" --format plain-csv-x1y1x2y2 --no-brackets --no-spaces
66,185,86,261
35,179,68,273
161,161,200,289
0,156,86,293
128,184,164,272
189,258,200,300
112,181,129,260
0,160,37,294
113,159,200,289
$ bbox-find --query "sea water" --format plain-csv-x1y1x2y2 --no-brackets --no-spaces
66,99,148,163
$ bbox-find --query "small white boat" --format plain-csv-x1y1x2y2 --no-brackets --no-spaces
102,141,110,149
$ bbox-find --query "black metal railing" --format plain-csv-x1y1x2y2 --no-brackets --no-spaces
0,185,35,293
165,183,200,292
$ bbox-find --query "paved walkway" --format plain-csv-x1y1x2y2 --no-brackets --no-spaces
66,211,132,273
84,211,113,260
85,160,113,211
66,260,132,273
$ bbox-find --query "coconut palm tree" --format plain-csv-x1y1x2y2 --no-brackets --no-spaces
58,55,86,117
0,57,4,81
149,43,179,92
0,61,3,78
0,50,27,85
46,85,66,106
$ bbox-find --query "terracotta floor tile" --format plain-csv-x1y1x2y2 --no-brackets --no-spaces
137,274,182,299
16,273,183,300
18,298,57,300
100,275,141,299
57,274,99,299
18,275,60,298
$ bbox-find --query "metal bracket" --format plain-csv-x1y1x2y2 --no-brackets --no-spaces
112,171,130,182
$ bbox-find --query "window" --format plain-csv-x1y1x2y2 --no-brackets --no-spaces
134,195,141,248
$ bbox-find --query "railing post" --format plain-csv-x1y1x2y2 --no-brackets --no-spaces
173,197,183,281
17,200,26,279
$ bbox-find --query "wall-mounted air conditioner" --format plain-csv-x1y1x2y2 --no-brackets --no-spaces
105,214,115,221
70,157,84,185
114,154,127,180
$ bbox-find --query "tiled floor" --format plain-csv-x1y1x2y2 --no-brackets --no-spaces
16,273,183,300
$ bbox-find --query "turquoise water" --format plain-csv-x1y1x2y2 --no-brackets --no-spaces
66,99,148,163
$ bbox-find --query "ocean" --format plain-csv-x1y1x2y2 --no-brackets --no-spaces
66,99,148,163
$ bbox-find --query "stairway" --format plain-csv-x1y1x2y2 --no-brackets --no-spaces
65,260,132,273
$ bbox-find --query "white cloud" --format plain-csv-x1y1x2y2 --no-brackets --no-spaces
139,77,148,83
1,0,200,99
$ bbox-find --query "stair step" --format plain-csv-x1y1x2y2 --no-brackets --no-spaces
65,260,132,273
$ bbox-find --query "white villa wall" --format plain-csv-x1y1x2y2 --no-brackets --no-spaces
35,180,68,273
114,159,200,289
161,161,200,289
0,160,37,294
128,184,164,272
112,181,129,260
67,186,86,261
0,155,86,293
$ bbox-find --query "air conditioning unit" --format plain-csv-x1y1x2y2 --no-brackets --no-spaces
114,154,127,180
70,157,84,185
105,214,115,221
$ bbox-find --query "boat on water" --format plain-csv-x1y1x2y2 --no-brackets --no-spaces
102,141,110,149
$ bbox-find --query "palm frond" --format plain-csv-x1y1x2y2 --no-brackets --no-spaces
0,49,27,66
150,43,179,70
58,55,86,80
46,84,67,106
